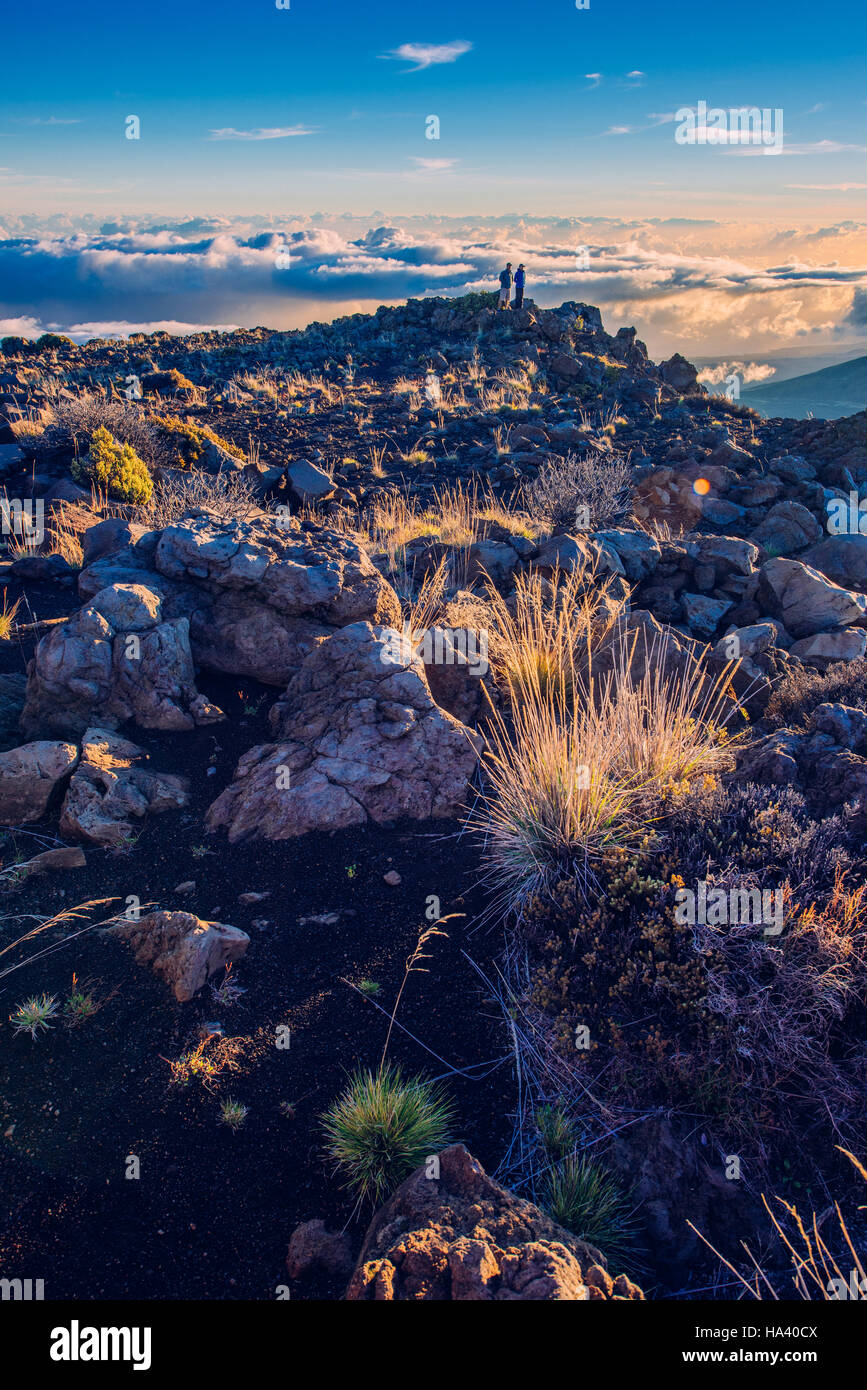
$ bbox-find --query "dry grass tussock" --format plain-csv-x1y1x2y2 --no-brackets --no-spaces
136,468,260,528
468,573,743,917
340,480,538,592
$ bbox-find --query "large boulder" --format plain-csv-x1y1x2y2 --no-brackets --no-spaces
287,460,335,503
757,557,867,638
686,534,759,578
749,500,823,555
206,621,481,842
592,528,661,583
20,584,222,738
59,727,189,845
788,629,867,667
802,534,867,592
107,908,249,1003
659,353,701,393
346,1144,644,1301
99,510,402,686
0,740,78,822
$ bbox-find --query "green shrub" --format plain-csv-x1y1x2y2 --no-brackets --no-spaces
0,336,34,356
543,1154,638,1266
35,333,73,351
72,425,153,504
321,1062,454,1203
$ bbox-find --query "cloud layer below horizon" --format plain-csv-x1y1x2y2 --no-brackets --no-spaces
1,215,866,357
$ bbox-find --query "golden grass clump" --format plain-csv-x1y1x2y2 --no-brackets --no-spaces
469,577,744,918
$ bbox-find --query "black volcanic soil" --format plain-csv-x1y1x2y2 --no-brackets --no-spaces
0,580,513,1301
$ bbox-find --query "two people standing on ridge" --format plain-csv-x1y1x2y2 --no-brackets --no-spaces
497,262,526,310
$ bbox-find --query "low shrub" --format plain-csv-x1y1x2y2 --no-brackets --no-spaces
141,368,194,395
765,660,867,730
72,426,153,505
527,448,633,531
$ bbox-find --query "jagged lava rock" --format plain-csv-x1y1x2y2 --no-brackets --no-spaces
0,739,78,821
346,1144,644,1302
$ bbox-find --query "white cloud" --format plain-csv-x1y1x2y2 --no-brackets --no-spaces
729,140,867,157
409,157,459,172
12,116,82,126
2,218,865,352
206,126,317,141
381,41,472,72
697,360,776,386
787,183,867,191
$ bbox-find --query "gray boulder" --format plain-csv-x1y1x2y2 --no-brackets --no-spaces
0,740,78,822
206,621,481,842
757,557,867,638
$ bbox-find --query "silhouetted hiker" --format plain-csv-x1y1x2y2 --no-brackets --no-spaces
498,262,512,309
514,263,525,309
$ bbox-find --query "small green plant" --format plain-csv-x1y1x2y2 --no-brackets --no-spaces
219,1097,248,1129
190,844,213,859
72,426,153,505
357,979,381,997
543,1155,638,1267
10,992,59,1039
109,830,140,856
322,1061,453,1204
346,864,357,880
536,1103,574,1161
64,973,98,1023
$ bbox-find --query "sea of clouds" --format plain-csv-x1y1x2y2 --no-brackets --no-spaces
1,214,866,355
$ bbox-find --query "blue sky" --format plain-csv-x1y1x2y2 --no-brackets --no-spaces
1,0,866,355
2,0,864,218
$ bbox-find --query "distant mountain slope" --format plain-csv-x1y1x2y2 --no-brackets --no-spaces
742,356,867,420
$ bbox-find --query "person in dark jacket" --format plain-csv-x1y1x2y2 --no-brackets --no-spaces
513,263,526,308
498,263,512,309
